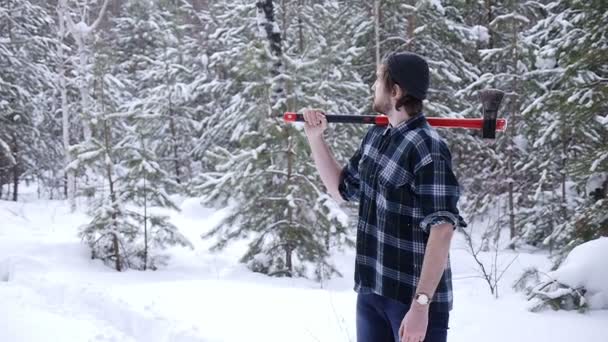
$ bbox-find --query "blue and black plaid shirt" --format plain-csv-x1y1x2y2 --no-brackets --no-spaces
338,113,465,312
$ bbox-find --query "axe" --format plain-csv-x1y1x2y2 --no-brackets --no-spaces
284,89,506,139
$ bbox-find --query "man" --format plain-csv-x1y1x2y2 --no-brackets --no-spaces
303,52,465,342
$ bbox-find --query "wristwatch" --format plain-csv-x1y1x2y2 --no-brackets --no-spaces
414,293,431,306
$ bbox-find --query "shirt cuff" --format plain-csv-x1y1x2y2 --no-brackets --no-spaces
419,211,463,233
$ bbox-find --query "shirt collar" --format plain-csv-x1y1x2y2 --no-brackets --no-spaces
383,113,428,136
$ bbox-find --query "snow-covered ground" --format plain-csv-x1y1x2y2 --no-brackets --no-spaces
1,185,607,342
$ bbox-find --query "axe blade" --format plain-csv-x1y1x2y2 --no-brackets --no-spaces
479,89,505,139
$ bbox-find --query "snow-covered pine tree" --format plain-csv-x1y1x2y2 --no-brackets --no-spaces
280,0,372,257
55,0,79,207
19,0,83,202
74,30,192,271
528,0,608,257
511,1,573,249
0,0,58,201
114,117,194,270
59,0,110,143
197,0,324,278
190,1,260,168
53,0,115,208
379,0,481,118
456,0,542,246
119,1,202,188
195,0,370,280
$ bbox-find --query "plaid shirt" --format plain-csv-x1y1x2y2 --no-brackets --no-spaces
338,113,465,312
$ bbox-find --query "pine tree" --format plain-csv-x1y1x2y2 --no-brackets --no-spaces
59,0,110,142
381,0,481,117
73,18,192,271
115,117,194,270
116,1,202,188
456,0,543,247
0,0,59,200
195,0,371,280
528,0,608,257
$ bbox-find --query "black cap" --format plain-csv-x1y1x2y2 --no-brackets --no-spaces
386,52,430,100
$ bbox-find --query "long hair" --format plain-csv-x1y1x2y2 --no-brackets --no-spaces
380,64,423,115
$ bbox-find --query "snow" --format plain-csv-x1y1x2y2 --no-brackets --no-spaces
513,134,528,152
491,13,531,26
413,25,426,35
471,25,489,44
443,69,462,83
591,153,608,172
548,237,608,310
0,139,15,164
535,48,557,70
586,173,607,195
427,0,446,15
1,185,608,341
321,194,349,228
73,21,92,36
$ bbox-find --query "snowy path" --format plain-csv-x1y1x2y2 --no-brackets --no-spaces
0,199,207,342
1,195,607,342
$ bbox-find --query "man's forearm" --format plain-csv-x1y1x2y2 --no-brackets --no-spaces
307,136,344,202
414,223,454,309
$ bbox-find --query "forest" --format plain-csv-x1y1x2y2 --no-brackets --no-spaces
0,0,606,278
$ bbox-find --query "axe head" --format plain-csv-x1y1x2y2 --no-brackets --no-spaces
479,89,505,139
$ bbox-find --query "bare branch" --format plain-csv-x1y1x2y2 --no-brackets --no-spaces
497,254,520,283
90,0,111,32
58,0,78,36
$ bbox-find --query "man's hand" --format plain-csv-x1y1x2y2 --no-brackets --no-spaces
399,304,429,342
401,223,454,341
303,109,327,140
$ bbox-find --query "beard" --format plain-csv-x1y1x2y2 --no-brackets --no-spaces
373,95,392,114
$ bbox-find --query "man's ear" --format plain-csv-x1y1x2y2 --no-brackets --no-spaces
392,85,402,98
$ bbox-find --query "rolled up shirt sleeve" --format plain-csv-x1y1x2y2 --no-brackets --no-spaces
413,155,466,233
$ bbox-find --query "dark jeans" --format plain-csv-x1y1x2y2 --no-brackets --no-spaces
356,293,449,342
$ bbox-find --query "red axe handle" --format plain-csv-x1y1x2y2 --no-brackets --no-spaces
283,113,507,132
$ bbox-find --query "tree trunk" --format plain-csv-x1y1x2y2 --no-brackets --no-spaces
112,233,121,272
297,0,304,54
78,43,93,142
285,244,292,276
285,130,294,277
104,119,121,271
256,0,285,107
406,2,416,51
485,0,494,49
561,115,568,219
168,99,182,185
283,0,294,277
506,19,519,245
161,23,183,185
11,132,18,202
58,4,76,211
60,0,111,142
374,0,381,67
101,75,121,271
143,164,148,271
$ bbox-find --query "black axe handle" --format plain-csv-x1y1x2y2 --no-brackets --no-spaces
283,89,507,139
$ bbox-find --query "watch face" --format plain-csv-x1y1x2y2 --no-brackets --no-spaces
416,294,429,305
